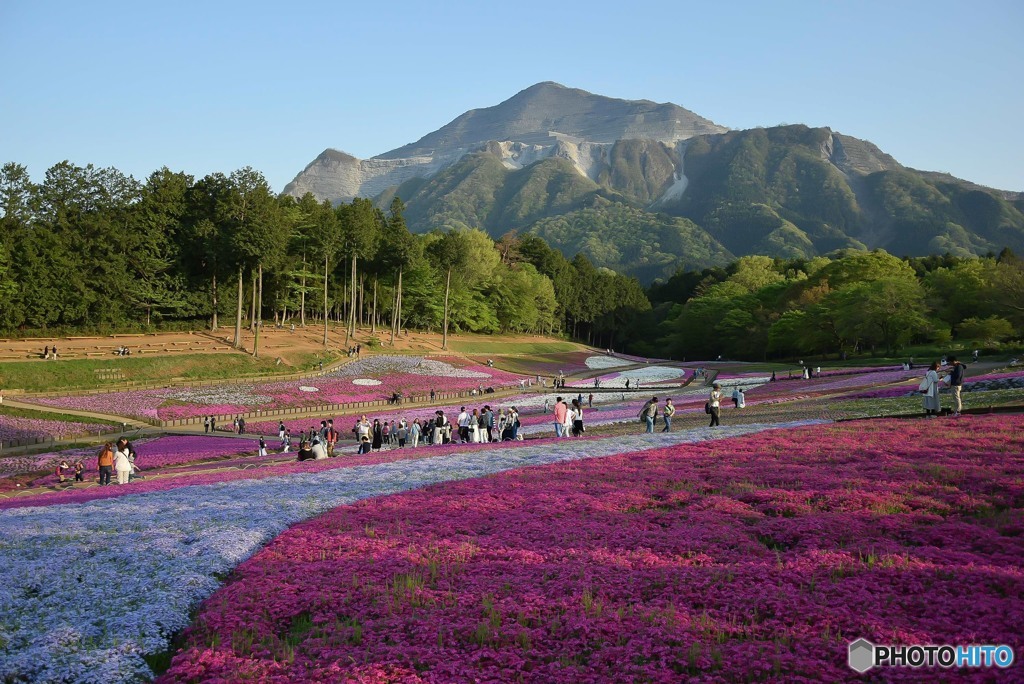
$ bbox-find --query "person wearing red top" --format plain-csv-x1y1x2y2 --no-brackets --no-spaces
553,397,568,438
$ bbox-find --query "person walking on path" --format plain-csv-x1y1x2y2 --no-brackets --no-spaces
708,384,723,427
662,398,675,432
946,356,967,417
97,443,114,486
922,362,942,417
553,397,568,438
639,396,659,433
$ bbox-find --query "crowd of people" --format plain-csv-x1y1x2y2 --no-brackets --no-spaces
265,405,531,460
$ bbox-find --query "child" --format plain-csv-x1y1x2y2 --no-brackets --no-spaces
358,435,371,454
73,460,85,482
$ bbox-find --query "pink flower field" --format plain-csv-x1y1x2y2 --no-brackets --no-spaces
158,415,1024,683
21,356,525,422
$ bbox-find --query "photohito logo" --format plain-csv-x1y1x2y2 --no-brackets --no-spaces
848,639,1014,673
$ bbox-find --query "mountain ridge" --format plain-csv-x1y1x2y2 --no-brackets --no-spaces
283,83,1024,283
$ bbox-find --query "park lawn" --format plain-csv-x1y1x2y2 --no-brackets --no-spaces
0,352,338,393
446,339,584,355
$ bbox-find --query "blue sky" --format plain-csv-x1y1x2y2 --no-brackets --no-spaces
2,0,1021,192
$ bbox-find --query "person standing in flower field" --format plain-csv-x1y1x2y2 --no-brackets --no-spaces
942,358,966,417
73,459,84,482
258,436,267,457
326,420,338,455
922,361,942,417
662,398,675,432
945,356,967,417
410,418,421,448
553,397,568,438
570,398,585,437
508,406,521,441
278,421,285,440
113,443,133,485
457,406,470,443
708,384,723,427
97,443,114,485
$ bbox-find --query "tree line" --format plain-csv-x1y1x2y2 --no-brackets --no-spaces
625,250,1024,360
0,162,649,350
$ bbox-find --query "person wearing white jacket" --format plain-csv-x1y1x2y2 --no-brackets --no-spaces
113,447,133,485
922,362,942,417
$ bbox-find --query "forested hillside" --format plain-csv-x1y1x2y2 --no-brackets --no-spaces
379,125,1024,283
0,161,647,348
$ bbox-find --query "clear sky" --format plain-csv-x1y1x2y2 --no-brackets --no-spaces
2,0,1021,193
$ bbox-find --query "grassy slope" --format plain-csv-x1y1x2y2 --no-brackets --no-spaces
0,352,336,393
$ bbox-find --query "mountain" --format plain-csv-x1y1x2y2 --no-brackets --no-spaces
283,82,727,202
284,83,1024,283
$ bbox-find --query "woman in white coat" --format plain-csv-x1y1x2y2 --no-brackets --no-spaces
922,362,942,417
113,446,133,485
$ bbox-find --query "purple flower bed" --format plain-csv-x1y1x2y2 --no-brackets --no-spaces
0,415,111,443
22,356,525,422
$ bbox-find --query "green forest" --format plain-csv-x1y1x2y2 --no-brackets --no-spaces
0,162,646,348
1,160,1021,360
632,250,1024,360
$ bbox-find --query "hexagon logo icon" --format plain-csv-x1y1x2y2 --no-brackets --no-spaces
848,638,875,673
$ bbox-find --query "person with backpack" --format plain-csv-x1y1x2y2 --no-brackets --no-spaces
946,356,967,417
639,396,659,433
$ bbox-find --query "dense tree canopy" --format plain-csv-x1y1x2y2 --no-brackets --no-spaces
0,161,643,344
2,159,1020,361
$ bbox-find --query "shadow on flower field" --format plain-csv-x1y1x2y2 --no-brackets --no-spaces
158,415,1024,683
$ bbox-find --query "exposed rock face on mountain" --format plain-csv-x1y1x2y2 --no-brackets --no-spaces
285,82,1024,284
283,82,728,202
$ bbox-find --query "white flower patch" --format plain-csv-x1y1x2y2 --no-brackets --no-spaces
584,355,634,370
0,419,828,684
159,386,273,406
326,355,491,380
298,386,320,393
328,355,423,377
593,366,687,387
413,359,490,379
351,379,382,386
